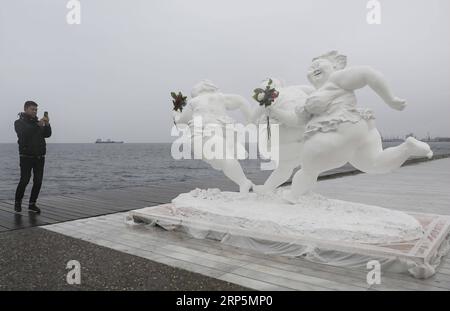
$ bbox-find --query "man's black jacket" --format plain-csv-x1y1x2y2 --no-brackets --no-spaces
14,113,52,157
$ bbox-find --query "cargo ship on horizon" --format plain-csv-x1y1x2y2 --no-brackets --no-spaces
95,138,124,144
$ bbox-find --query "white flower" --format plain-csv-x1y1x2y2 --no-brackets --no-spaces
257,92,265,101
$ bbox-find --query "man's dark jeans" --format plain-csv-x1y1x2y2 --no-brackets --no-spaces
15,156,45,205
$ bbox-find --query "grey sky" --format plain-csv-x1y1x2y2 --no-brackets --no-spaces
1,0,449,143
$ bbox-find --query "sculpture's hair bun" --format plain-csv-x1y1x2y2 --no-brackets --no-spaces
191,79,219,98
312,50,347,70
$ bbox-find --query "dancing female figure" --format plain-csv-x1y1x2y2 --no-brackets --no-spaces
284,51,432,203
173,80,254,193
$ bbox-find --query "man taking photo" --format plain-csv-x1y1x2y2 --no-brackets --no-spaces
14,101,52,214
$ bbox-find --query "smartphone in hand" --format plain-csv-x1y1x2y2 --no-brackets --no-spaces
43,111,50,125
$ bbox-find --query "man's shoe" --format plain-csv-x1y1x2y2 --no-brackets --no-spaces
28,204,41,214
14,202,22,213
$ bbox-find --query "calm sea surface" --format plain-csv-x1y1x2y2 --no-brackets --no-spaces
1,142,449,201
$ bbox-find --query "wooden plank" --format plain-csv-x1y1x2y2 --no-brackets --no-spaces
38,196,117,216
60,194,139,211
1,200,78,219
109,189,178,204
36,197,119,219
52,192,131,207
68,192,150,207
26,202,89,220
151,257,228,279
36,199,98,218
0,203,48,226
239,262,366,291
218,273,293,291
0,202,64,224
0,213,28,230
0,211,50,228
226,267,335,291
58,194,150,212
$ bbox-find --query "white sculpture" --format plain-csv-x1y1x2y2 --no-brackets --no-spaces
173,80,254,193
172,52,433,200
172,53,433,198
150,55,450,279
271,51,433,203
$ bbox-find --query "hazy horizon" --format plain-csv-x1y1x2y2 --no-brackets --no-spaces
1,0,449,143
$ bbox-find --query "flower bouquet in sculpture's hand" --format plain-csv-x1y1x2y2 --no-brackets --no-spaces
252,79,279,139
171,91,188,126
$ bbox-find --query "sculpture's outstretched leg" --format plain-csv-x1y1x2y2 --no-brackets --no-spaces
254,142,303,194
283,168,320,203
349,128,433,174
208,159,253,193
254,160,299,194
194,132,253,193
284,120,433,203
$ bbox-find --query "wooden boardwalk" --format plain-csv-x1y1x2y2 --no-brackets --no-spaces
0,181,211,232
1,157,450,290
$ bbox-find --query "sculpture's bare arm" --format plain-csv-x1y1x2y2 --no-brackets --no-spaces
173,102,193,124
268,105,305,128
298,85,315,95
331,66,407,111
223,94,252,123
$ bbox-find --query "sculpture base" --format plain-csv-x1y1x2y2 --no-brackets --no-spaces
128,189,450,279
